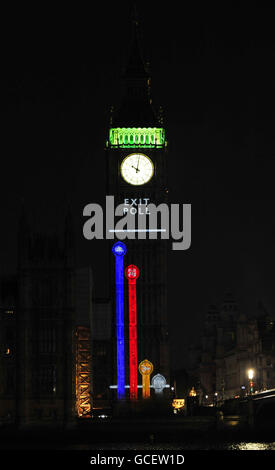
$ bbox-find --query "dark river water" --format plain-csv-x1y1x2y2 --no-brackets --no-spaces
68,441,275,450
1,421,275,452
2,438,275,451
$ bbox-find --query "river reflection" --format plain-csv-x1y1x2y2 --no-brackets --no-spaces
71,441,275,450
231,442,275,450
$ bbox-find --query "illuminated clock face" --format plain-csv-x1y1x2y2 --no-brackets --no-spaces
120,153,154,186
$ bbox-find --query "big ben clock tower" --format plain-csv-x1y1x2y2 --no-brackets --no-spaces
106,16,170,392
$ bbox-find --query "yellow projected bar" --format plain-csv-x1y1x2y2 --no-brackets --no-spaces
139,359,153,399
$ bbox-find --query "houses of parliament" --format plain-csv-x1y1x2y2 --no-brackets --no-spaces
0,16,171,426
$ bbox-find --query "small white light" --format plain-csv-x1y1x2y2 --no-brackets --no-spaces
248,369,254,380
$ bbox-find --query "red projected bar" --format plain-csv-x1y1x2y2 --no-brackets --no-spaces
125,264,140,400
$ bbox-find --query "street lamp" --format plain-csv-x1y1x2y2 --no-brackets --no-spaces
248,369,254,380
247,369,255,394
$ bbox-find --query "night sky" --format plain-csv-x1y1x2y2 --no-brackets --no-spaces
1,4,275,370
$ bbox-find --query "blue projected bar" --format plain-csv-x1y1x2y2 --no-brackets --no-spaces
112,241,127,399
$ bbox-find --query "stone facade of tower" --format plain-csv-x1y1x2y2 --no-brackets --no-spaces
106,21,170,395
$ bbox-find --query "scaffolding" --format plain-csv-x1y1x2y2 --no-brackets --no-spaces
75,326,92,417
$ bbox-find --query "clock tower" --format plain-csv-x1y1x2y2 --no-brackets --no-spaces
106,17,170,393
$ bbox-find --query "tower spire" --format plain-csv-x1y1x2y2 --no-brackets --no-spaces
132,1,139,27
111,6,159,127
124,4,148,81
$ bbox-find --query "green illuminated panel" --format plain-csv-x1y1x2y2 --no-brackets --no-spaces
109,128,165,148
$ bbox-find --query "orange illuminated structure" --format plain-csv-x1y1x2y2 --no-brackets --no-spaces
75,326,92,417
172,399,185,410
189,387,197,397
139,359,153,399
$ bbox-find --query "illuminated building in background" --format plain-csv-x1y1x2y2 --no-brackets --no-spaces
112,241,127,399
191,294,275,402
125,264,140,400
139,359,153,399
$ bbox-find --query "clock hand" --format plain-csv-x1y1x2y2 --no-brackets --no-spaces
131,165,140,173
